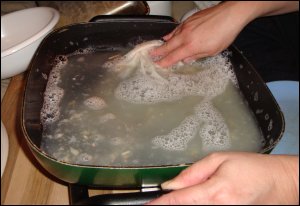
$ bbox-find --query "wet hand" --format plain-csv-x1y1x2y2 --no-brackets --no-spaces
150,2,252,68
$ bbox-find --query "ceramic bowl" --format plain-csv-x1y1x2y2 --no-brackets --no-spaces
1,7,59,79
1,120,9,177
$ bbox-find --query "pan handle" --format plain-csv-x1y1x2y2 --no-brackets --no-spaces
89,15,177,24
74,190,170,205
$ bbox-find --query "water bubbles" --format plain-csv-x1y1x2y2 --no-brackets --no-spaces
107,40,236,152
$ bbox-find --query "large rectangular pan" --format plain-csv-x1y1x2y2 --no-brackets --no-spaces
21,16,284,189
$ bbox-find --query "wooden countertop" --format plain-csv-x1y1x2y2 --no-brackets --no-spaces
1,73,69,204
1,73,136,205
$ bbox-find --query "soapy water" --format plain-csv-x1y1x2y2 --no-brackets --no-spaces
152,100,230,152
40,57,66,125
83,96,107,110
104,40,235,152
106,41,237,105
40,40,263,166
41,48,96,125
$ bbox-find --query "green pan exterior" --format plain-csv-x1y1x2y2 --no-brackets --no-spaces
30,145,187,187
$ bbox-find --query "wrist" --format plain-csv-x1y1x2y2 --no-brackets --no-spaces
276,155,299,204
219,1,260,29
225,1,299,21
284,156,299,204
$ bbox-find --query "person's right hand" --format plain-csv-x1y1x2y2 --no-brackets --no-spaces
150,2,252,68
150,1,299,68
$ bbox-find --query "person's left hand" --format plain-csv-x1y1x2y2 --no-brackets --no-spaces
146,152,299,205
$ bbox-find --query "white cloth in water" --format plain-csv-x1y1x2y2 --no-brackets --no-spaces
104,40,171,82
103,40,237,151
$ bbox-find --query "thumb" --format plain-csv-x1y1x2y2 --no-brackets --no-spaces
146,178,217,205
162,153,228,190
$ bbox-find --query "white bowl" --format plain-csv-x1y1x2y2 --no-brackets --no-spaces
1,7,60,79
1,120,9,178
147,1,172,16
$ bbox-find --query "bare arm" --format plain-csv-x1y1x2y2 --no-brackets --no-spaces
249,1,299,17
150,1,299,67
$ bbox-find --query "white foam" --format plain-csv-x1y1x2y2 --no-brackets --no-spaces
114,54,237,104
41,86,64,125
152,115,200,151
41,56,68,125
41,48,97,125
105,40,236,151
152,100,231,151
41,41,236,154
195,101,231,152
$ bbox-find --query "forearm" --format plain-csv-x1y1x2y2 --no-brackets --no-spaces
150,1,299,67
276,155,299,204
224,1,299,27
249,1,299,16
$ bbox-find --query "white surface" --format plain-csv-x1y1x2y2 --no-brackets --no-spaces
1,120,9,178
1,7,59,79
181,7,199,22
193,1,221,10
147,1,172,16
268,81,299,155
181,1,221,22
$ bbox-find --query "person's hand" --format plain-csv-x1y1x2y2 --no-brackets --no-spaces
150,2,252,68
150,1,299,68
147,152,299,205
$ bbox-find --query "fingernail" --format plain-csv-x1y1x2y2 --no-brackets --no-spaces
161,180,175,190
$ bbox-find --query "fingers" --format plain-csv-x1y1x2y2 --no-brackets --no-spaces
150,30,206,67
150,35,182,57
147,175,222,205
147,153,232,205
163,22,185,41
149,26,185,67
154,45,193,68
161,153,228,190
146,185,208,205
